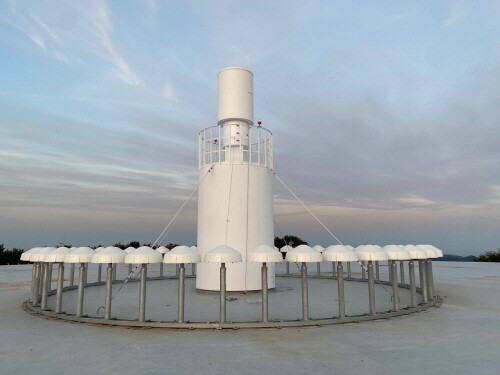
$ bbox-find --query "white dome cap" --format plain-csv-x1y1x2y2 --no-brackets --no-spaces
125,246,163,264
323,245,359,262
403,245,428,259
163,246,201,264
155,246,169,254
426,245,444,258
312,245,325,253
91,247,126,264
124,247,136,254
65,247,95,263
190,245,198,251
279,245,293,253
285,245,323,262
44,247,72,263
94,247,106,253
417,245,441,258
247,245,283,263
383,245,412,260
355,245,389,261
20,247,42,261
30,247,57,262
204,245,242,263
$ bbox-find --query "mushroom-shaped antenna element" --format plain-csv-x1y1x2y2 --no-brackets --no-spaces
64,247,95,317
323,245,359,318
417,245,441,300
355,245,388,315
383,245,412,311
44,247,72,313
312,245,325,277
125,247,162,323
91,247,126,320
163,246,201,323
403,245,429,303
124,247,136,253
205,245,242,324
21,247,41,261
30,248,57,309
285,245,321,321
279,245,293,274
248,245,282,323
22,247,42,304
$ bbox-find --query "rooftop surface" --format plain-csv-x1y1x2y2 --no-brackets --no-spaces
1,261,499,375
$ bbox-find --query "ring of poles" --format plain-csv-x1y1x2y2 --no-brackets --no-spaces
22,244,443,329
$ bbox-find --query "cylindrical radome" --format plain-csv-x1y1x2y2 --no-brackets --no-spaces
197,68,275,291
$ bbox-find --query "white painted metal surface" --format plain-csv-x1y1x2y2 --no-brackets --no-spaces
44,247,71,263
164,246,201,264
30,247,57,262
197,68,275,291
124,247,162,264
65,247,95,263
355,245,389,261
204,245,242,263
247,245,283,263
91,247,126,264
403,245,428,259
382,245,412,260
323,245,359,262
286,245,323,262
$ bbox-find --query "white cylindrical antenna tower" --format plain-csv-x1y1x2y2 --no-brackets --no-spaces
197,67,275,291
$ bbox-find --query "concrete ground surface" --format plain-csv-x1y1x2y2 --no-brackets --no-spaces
1,261,499,375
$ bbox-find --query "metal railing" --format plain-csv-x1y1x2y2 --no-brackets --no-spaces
199,124,273,170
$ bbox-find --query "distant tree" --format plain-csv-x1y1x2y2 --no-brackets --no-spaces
475,249,500,262
166,243,180,250
274,235,308,249
0,244,25,265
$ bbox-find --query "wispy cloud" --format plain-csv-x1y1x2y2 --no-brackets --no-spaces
2,0,141,85
444,1,471,26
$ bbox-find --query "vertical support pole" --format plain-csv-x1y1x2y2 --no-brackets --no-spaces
332,262,336,278
32,263,40,306
104,263,113,320
261,262,269,323
220,263,226,324
98,264,102,283
128,264,132,275
286,261,290,275
160,262,164,278
337,262,345,318
426,259,435,299
139,264,147,322
368,261,376,315
418,260,428,303
409,260,417,307
316,262,321,277
55,262,64,313
69,263,75,287
375,261,380,280
47,263,52,292
40,263,49,310
400,260,405,284
347,263,352,278
76,263,85,317
192,263,196,276
301,262,309,321
391,260,400,311
176,264,179,278
113,264,117,281
388,260,392,283
178,263,185,323
361,261,366,279
30,263,36,303
37,262,43,303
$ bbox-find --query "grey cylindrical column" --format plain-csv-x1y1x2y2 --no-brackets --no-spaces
176,264,179,278
361,261,366,279
375,261,380,280
112,264,117,281
40,263,49,310
192,263,196,276
32,263,40,306
331,262,336,278
98,264,102,283
76,263,85,317
47,263,52,292
368,261,376,315
29,263,36,303
220,263,226,324
69,263,75,287
55,262,64,313
160,262,164,278
178,263,185,322
301,262,309,321
418,260,428,303
139,264,147,322
316,262,321,277
409,260,417,307
286,261,289,275
426,259,435,299
104,263,113,320
261,262,269,323
337,262,345,318
388,260,392,283
391,260,400,311
347,263,351,278
399,260,405,284
128,264,132,275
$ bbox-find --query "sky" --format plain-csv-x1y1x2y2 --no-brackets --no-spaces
0,0,499,255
